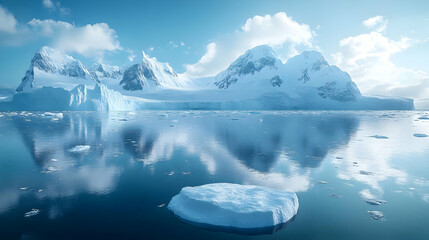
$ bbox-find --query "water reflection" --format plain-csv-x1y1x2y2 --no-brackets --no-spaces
1,110,429,223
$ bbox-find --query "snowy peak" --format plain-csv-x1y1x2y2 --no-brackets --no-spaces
32,46,94,78
215,45,282,89
92,63,122,79
16,46,97,92
120,51,182,91
285,51,329,73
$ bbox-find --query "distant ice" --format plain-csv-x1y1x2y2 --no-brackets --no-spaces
369,135,389,139
413,133,428,138
24,209,40,218
368,210,384,220
168,183,298,230
68,145,91,153
360,189,386,206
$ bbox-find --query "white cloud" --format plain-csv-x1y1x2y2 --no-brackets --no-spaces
182,12,314,78
333,29,428,98
363,16,388,32
42,0,55,9
28,19,122,57
0,5,17,33
42,0,70,15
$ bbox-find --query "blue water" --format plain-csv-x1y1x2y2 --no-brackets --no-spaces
0,111,428,239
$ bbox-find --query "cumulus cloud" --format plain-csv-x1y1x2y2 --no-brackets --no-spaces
333,20,428,98
0,5,17,33
182,12,314,78
42,0,70,15
363,16,388,32
21,19,121,57
42,0,55,9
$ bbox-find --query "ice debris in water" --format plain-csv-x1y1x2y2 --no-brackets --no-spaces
166,171,175,176
45,166,62,173
413,133,428,138
360,170,373,175
318,181,328,184
368,211,384,220
24,209,40,218
20,187,28,191
68,145,91,153
369,135,389,139
157,204,166,208
168,183,298,229
330,193,342,198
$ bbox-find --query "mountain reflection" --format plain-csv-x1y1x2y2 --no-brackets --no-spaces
3,111,428,217
11,111,360,190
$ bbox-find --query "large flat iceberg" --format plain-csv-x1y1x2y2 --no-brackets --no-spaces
168,183,299,234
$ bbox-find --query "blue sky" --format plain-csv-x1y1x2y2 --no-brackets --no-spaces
0,0,428,98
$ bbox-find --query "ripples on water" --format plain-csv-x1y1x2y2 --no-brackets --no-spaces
0,111,428,239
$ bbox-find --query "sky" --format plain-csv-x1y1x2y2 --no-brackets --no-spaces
0,0,428,98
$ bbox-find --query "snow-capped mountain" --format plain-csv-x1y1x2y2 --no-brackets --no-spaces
213,45,361,102
1,45,414,111
120,51,184,91
215,45,283,89
16,47,98,92
91,63,122,79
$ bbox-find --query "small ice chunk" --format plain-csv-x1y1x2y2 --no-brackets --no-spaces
166,171,175,176
157,204,166,208
330,193,342,198
360,189,386,205
168,183,298,230
413,133,428,138
181,172,191,175
368,211,384,220
68,145,91,153
24,209,40,218
369,135,389,139
318,181,328,184
20,187,28,191
360,170,373,175
45,166,62,173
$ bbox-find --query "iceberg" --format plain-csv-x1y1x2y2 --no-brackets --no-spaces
68,145,91,153
168,183,298,234
0,45,415,111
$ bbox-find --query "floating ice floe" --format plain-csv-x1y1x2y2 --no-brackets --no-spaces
44,166,62,173
318,181,328,184
368,210,384,220
68,145,91,153
24,209,40,218
157,204,166,208
20,187,28,191
168,183,298,234
413,133,428,138
369,135,389,139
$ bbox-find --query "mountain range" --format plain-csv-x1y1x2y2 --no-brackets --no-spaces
0,45,414,111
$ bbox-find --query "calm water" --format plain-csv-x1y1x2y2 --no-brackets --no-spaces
0,111,429,239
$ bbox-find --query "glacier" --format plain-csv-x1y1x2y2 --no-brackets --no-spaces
0,45,414,111
168,183,298,234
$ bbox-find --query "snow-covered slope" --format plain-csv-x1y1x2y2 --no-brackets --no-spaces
120,51,185,91
16,46,98,92
213,45,361,102
215,45,283,89
91,63,122,79
1,45,414,111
